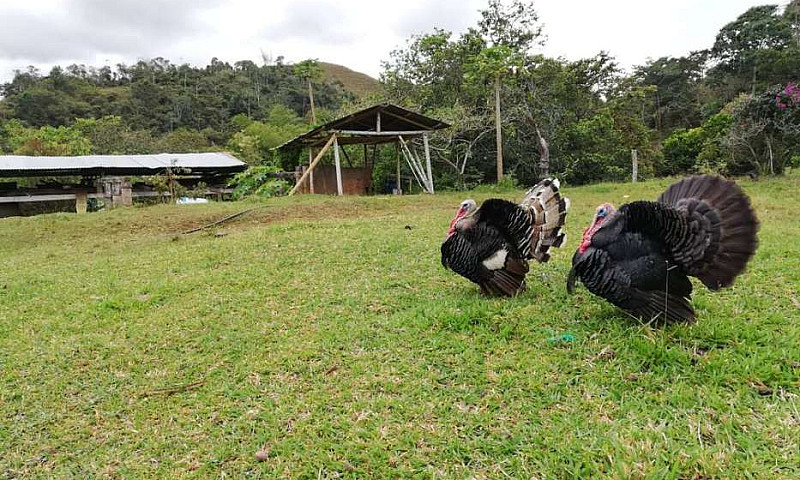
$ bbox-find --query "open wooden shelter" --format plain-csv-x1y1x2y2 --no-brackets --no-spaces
277,104,450,196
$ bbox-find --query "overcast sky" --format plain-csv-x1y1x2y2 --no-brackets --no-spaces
0,0,782,83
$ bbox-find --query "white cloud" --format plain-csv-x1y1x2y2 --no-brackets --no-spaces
0,0,777,83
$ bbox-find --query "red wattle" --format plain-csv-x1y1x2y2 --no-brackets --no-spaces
578,227,592,253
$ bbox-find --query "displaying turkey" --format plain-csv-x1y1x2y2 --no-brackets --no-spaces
567,174,758,323
441,178,569,297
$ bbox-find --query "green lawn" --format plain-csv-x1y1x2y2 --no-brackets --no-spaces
2,175,799,479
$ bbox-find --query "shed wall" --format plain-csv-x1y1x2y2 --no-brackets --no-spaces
297,165,372,195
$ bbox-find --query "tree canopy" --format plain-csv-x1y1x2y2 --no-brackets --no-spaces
1,1,798,195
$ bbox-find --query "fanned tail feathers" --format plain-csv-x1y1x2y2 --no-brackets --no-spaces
658,175,759,290
521,178,570,263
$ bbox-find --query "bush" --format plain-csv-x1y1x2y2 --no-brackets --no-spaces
229,166,289,199
660,113,732,175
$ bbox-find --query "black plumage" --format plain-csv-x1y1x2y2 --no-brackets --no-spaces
442,178,569,297
568,175,759,323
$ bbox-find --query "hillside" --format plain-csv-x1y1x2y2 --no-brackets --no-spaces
320,61,382,98
2,175,799,478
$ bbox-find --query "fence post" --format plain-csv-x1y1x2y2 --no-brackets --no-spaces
631,149,638,183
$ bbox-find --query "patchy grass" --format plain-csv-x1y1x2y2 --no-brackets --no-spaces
1,175,799,479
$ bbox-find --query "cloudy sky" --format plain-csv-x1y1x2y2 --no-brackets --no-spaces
0,0,780,83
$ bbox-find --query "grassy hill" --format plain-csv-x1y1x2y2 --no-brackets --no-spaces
2,175,799,478
320,62,382,98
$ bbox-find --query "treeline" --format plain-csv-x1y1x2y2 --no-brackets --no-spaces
0,1,798,194
0,57,350,172
0,57,349,132
381,1,800,186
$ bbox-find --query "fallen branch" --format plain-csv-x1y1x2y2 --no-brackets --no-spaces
182,207,262,235
139,380,206,397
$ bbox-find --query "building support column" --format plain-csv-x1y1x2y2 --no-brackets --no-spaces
333,136,343,196
423,133,434,194
75,191,87,214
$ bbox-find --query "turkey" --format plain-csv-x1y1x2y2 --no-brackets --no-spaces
441,178,569,297
567,175,759,323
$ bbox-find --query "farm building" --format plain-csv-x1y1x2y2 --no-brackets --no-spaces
0,152,246,217
278,104,450,196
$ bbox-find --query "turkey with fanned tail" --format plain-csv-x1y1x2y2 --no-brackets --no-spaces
567,174,759,323
441,178,569,297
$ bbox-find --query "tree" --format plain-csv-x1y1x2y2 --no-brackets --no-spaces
3,119,91,156
293,59,324,123
465,45,523,182
474,0,543,183
726,83,800,175
477,0,543,52
634,54,707,136
710,5,794,96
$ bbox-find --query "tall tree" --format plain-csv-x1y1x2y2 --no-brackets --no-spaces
293,59,323,123
466,46,522,182
710,5,794,96
476,0,543,182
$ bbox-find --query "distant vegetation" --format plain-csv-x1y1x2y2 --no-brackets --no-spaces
381,0,800,187
0,1,798,195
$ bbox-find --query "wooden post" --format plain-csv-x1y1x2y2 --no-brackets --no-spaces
395,142,401,195
423,133,434,194
75,191,87,214
333,136,343,196
289,134,337,196
631,149,638,183
308,149,315,194
494,74,503,184
308,78,316,123
121,181,132,206
376,111,381,132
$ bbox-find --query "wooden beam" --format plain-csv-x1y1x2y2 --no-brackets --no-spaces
335,130,432,137
423,133,434,194
289,134,337,196
341,144,354,167
397,135,429,193
395,142,401,195
308,149,315,194
379,109,433,131
333,136,343,196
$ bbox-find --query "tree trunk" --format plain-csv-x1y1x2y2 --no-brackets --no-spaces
534,124,549,179
308,78,316,123
766,135,774,175
494,75,503,183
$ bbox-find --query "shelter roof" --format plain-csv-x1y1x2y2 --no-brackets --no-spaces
0,152,246,178
277,103,450,150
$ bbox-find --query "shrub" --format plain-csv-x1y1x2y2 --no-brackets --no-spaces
229,166,289,200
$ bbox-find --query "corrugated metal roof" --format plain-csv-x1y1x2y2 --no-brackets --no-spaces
0,152,247,177
277,103,450,150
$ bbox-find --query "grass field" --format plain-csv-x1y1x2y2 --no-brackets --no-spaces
2,175,799,479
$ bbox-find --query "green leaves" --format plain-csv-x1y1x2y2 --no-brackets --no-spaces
292,59,323,82
463,45,523,86
3,119,91,156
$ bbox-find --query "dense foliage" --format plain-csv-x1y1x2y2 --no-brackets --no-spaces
1,1,798,195
380,0,800,187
